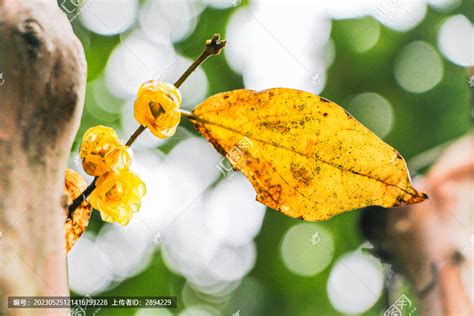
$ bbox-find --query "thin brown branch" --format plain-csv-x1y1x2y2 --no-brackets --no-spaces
174,33,226,88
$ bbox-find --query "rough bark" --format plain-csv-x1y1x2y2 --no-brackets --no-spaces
0,0,86,314
362,135,473,316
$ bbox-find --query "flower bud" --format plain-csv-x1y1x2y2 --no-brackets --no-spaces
89,169,146,226
80,125,132,176
134,80,182,138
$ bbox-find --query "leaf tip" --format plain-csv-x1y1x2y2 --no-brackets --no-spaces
395,188,428,207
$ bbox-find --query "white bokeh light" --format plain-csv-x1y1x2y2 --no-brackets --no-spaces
80,0,138,36
105,32,176,99
346,92,394,138
226,2,331,94
155,55,209,110
106,34,208,108
68,232,113,295
327,251,384,314
394,41,444,93
151,142,264,296
135,158,204,235
205,174,266,246
280,223,334,277
207,242,257,282
161,199,219,275
185,279,241,303
139,0,203,43
128,146,203,234
161,191,259,296
95,219,154,280
428,0,462,12
437,15,474,67
163,137,221,191
372,0,427,32
206,0,238,10
225,0,428,93
295,0,426,32
318,0,377,19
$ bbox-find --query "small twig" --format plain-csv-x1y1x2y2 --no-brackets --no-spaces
179,109,196,119
174,33,226,88
67,178,96,218
125,124,147,146
68,34,226,218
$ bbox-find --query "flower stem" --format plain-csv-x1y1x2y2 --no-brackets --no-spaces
68,34,226,218
125,125,147,146
67,178,96,218
174,34,226,89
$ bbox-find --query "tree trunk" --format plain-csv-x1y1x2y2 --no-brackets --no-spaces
362,135,474,316
0,0,86,314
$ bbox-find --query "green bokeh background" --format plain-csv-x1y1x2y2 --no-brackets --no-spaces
62,0,472,315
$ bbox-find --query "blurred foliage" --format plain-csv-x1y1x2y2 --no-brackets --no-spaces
63,0,472,315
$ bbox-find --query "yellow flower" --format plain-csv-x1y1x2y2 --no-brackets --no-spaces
134,80,182,138
89,169,146,226
80,125,132,176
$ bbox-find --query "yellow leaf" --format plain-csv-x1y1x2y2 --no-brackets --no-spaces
189,88,427,221
64,169,92,252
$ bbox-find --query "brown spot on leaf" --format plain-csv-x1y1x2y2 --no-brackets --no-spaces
257,184,281,209
290,162,312,185
260,120,291,133
396,195,406,206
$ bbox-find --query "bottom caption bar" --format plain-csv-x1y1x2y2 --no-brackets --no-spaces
8,296,177,309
